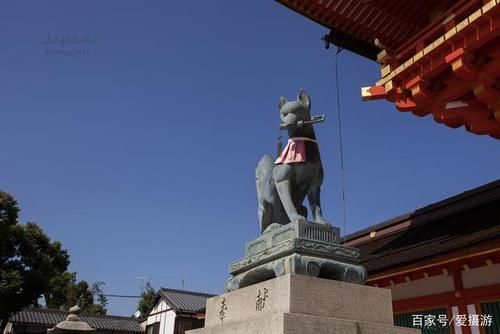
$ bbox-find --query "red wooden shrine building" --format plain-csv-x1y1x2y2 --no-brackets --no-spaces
276,0,500,139
344,180,500,334
274,1,500,333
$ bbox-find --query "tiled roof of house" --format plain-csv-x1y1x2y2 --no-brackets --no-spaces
9,308,143,333
159,288,215,314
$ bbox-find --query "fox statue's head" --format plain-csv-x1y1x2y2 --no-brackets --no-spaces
278,89,311,130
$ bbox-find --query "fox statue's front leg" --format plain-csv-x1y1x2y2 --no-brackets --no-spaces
307,167,329,225
273,164,307,224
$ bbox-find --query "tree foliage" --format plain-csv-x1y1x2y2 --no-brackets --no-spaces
136,282,156,320
0,190,107,320
0,191,69,320
44,272,108,315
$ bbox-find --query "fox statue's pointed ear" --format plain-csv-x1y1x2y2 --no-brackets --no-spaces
297,89,311,108
279,97,287,109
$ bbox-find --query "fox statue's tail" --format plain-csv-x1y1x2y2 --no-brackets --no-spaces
256,154,274,205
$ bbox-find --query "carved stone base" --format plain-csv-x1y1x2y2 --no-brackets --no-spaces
225,221,367,292
188,275,419,334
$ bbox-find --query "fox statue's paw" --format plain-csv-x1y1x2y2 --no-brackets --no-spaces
262,223,282,234
315,218,331,226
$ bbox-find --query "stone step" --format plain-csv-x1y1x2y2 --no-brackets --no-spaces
189,312,419,334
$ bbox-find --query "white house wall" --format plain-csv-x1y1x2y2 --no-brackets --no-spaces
147,299,176,334
165,310,175,334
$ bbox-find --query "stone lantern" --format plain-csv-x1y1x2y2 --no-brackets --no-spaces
47,306,95,334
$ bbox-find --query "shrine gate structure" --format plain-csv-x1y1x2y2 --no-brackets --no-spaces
276,0,500,139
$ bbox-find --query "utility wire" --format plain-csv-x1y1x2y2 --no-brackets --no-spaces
93,293,141,298
333,47,348,242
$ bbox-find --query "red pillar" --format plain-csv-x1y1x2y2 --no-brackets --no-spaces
452,269,471,334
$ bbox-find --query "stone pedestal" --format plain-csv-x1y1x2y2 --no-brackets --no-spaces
188,275,419,334
225,221,367,292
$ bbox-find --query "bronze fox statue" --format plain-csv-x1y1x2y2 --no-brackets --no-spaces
256,89,329,233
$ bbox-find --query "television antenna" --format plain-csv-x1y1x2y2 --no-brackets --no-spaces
135,276,152,294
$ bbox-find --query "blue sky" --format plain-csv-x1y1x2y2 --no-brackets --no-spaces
1,0,499,316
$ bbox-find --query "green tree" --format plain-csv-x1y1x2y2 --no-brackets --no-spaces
44,273,108,315
0,190,108,320
136,282,156,320
0,191,69,320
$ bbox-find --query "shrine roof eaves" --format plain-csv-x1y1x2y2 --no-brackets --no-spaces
343,179,500,243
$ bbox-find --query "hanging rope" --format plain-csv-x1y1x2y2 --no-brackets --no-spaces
333,47,348,242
